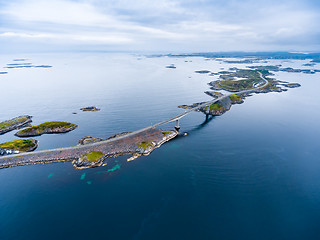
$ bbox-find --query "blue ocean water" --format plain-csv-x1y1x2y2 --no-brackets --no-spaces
0,53,320,239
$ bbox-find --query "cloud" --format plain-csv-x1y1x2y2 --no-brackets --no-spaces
0,0,319,52
0,31,133,44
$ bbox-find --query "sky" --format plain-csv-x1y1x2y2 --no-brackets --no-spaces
0,0,319,53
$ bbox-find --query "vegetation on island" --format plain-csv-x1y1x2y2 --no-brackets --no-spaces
209,104,225,111
213,69,266,91
217,79,260,91
137,141,153,149
18,121,75,134
16,121,77,137
0,139,37,152
229,94,242,102
82,151,104,163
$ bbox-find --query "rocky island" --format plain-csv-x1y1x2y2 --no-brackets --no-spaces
0,115,32,135
15,121,77,137
0,128,178,169
80,106,100,111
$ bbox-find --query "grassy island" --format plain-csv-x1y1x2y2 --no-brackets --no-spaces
82,151,104,162
16,121,77,137
0,139,37,152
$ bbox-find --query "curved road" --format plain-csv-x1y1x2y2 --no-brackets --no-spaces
0,72,268,161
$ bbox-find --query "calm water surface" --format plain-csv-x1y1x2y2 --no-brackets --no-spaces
0,53,320,239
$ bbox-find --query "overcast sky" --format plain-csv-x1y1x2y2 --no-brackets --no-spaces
0,0,319,53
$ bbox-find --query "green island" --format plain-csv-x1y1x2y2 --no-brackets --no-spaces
0,139,38,153
82,151,104,163
15,121,78,137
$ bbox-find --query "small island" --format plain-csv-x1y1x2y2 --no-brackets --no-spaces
166,64,176,69
195,70,211,74
0,139,38,155
80,106,101,111
0,115,32,135
15,121,78,137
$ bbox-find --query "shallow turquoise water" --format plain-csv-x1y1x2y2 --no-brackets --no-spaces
0,53,320,239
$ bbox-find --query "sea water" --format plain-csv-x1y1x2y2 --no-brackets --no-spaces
0,53,320,240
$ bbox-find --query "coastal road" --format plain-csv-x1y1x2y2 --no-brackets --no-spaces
0,72,268,161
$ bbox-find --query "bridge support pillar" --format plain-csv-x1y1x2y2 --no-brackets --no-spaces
206,105,210,115
175,119,180,131
205,105,210,120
